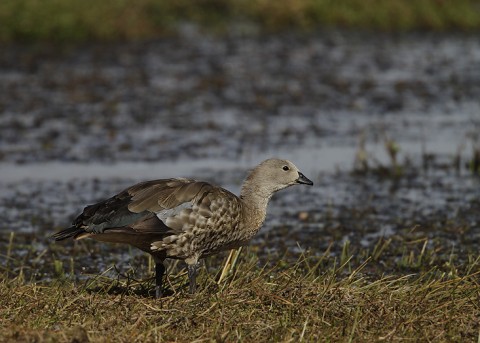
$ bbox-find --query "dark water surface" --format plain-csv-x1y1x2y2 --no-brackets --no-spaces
1,30,479,279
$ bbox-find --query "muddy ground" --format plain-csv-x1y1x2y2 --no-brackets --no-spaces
1,29,479,282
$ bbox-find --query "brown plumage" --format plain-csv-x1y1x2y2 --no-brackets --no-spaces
53,158,313,297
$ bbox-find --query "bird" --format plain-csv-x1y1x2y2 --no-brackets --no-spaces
52,158,313,298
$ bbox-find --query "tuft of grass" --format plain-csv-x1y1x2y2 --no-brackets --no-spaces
353,131,406,177
467,131,480,174
1,0,480,43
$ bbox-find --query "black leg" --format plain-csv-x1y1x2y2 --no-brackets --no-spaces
155,262,166,299
187,263,200,294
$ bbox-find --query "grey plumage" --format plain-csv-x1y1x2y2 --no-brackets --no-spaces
53,158,313,297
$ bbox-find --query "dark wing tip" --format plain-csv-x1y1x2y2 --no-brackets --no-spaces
51,226,85,241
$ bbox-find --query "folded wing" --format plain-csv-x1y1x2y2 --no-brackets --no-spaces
54,179,212,247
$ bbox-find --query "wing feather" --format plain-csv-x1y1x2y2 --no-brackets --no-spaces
128,179,211,213
73,178,214,234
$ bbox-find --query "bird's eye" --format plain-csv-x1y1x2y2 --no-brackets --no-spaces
282,165,289,171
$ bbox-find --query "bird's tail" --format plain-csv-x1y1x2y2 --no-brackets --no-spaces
51,226,85,241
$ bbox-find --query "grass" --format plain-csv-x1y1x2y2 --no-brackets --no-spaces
353,127,480,178
1,0,480,43
1,234,479,342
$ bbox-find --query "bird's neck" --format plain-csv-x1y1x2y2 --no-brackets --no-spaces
240,182,272,208
239,185,273,235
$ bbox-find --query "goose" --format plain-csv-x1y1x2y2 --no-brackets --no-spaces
53,158,313,297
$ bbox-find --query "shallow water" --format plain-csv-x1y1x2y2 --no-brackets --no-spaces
1,30,479,279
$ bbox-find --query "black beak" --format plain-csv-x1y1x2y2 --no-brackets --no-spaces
297,172,313,185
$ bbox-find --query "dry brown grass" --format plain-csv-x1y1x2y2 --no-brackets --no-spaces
1,248,479,342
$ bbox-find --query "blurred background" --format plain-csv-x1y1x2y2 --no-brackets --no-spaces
1,0,480,279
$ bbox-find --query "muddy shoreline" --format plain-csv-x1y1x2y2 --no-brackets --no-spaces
1,30,479,281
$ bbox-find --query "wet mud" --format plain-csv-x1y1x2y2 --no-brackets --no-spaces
1,30,479,281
